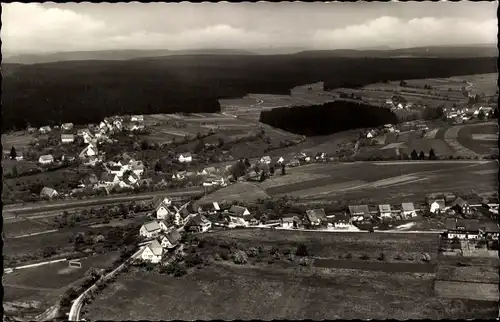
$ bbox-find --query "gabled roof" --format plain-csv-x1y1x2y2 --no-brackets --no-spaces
306,209,326,223
163,228,182,244
142,221,161,232
378,204,392,213
40,187,57,196
179,152,192,158
39,154,54,161
213,202,221,211
187,214,211,226
332,214,350,223
281,217,295,223
401,202,415,212
146,240,163,256
348,205,370,217
229,205,249,217
452,197,468,207
430,199,446,209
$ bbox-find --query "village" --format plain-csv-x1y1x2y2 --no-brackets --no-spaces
135,189,499,265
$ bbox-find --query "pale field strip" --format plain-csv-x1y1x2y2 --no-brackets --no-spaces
472,134,498,141
257,173,332,190
434,281,499,302
381,142,407,150
276,180,367,198
371,175,420,188
473,169,497,175
424,128,440,139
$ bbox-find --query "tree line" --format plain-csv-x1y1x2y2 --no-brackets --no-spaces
259,101,399,136
3,56,496,130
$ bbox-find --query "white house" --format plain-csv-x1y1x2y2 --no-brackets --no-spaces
140,240,163,263
429,199,446,214
139,221,162,238
99,121,108,130
378,204,392,218
228,216,249,228
61,123,74,131
332,214,350,229
366,131,374,138
40,187,58,199
131,165,145,177
260,156,272,164
113,119,123,130
131,115,144,122
160,228,182,249
38,154,54,165
39,126,51,134
401,202,417,218
276,157,285,164
229,205,251,217
79,143,98,158
178,153,193,163
154,198,176,220
281,217,295,229
61,134,75,143
82,132,95,144
185,214,212,233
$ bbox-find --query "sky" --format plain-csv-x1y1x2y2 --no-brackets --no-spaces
2,2,498,55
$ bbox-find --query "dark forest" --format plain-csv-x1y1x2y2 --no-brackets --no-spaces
3,55,496,130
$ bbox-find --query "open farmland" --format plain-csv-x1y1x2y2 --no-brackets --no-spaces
2,132,36,155
454,73,498,96
86,229,496,320
255,160,496,203
2,159,39,176
456,123,499,155
4,251,120,319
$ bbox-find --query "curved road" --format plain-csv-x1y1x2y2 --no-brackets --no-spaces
68,247,144,321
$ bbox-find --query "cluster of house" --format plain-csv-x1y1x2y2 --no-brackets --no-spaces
365,124,399,138
386,99,414,110
91,152,146,190
444,218,498,241
445,106,495,124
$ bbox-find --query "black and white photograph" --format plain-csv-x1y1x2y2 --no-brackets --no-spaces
2,2,499,321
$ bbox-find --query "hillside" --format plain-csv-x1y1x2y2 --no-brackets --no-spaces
3,56,496,130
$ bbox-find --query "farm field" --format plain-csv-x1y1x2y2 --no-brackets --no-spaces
436,265,499,284
195,182,270,206
4,251,120,319
2,132,36,155
85,231,496,320
454,73,498,96
252,160,496,204
3,218,54,238
2,159,39,176
457,123,499,155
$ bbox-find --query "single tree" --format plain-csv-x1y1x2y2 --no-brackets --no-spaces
259,171,266,182
10,146,17,160
411,149,418,160
218,137,225,148
194,139,205,153
270,166,275,175
11,166,19,178
154,161,162,172
429,148,436,160
141,140,149,150
281,163,286,176
244,158,251,169
477,109,486,121
419,151,425,160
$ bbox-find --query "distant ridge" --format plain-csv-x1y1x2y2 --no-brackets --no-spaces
3,44,497,64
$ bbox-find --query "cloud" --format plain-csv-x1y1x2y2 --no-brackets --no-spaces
2,3,497,54
313,16,497,49
2,3,107,53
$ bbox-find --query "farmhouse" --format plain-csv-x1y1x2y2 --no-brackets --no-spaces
260,156,272,164
61,134,75,143
154,197,176,220
140,240,163,263
401,202,417,218
378,204,392,219
160,228,182,249
280,217,295,229
130,115,144,122
198,202,221,215
27,127,38,134
38,154,54,165
445,218,480,240
184,214,212,233
39,126,51,134
139,221,162,238
348,205,371,221
276,157,285,164
79,143,98,158
315,152,327,161
40,187,58,199
331,214,351,228
109,165,124,177
178,152,193,163
429,199,446,214
229,205,251,217
305,209,326,226
451,197,471,215
228,216,249,228
61,123,74,131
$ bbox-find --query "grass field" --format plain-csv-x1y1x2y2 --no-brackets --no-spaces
455,73,498,96
4,251,120,318
85,234,496,320
253,161,495,203
457,123,499,155
2,132,36,155
2,159,39,176
3,218,53,238
434,281,499,302
436,265,499,284
195,182,270,206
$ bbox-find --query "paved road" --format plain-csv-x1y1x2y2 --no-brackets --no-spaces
68,247,143,321
3,187,204,220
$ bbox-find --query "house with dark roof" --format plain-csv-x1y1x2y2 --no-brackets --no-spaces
348,205,371,221
451,197,471,215
229,205,251,217
330,214,351,228
305,209,326,226
160,228,182,249
444,218,480,240
184,214,212,233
